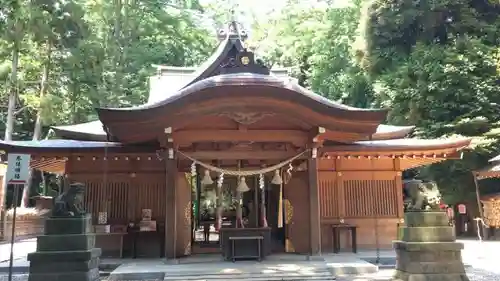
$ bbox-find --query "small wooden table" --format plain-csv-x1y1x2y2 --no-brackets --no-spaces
331,224,357,253
229,236,263,262
129,229,165,258
220,228,271,261
94,232,126,258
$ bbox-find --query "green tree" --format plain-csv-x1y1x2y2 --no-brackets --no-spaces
357,0,500,208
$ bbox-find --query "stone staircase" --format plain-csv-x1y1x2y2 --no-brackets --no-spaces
105,261,337,281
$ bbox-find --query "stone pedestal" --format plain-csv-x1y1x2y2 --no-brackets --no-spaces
393,211,469,281
27,214,101,281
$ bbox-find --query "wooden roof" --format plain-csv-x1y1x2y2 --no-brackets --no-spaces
323,138,471,155
490,154,500,162
1,138,469,154
0,137,471,174
97,74,388,143
52,120,415,142
475,154,500,180
92,31,388,144
0,140,153,154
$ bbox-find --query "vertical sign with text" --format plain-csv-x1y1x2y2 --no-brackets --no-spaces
6,154,31,185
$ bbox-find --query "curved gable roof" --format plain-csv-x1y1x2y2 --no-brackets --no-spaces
96,74,388,143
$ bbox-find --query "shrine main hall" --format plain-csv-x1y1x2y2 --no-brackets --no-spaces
0,23,471,259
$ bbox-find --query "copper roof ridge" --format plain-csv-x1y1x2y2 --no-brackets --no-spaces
96,73,387,115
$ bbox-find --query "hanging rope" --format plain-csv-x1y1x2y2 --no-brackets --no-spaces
176,149,310,176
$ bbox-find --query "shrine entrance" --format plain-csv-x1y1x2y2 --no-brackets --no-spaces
190,173,287,254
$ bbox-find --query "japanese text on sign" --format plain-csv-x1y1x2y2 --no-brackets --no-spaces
6,154,31,185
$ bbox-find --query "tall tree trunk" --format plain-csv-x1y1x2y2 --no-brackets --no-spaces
4,25,20,141
23,41,52,208
113,0,123,105
32,41,51,141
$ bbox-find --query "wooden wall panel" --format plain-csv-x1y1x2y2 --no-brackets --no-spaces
321,218,398,251
175,172,192,257
284,171,310,254
318,159,336,171
134,174,167,222
343,179,398,218
68,155,164,174
318,170,402,252
318,172,338,219
76,176,132,224
339,158,395,171
71,172,166,224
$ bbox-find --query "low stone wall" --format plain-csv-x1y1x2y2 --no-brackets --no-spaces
4,217,45,241
1,209,49,242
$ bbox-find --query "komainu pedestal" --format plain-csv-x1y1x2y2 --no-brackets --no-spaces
393,212,469,281
27,214,101,281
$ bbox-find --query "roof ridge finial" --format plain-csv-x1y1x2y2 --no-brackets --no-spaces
217,3,248,42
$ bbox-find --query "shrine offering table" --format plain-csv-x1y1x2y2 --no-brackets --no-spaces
220,227,271,261
94,232,126,258
129,229,165,258
330,224,357,253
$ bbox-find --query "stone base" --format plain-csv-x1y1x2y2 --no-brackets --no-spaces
28,214,101,281
28,248,101,281
393,270,470,281
28,268,99,281
44,214,93,235
393,212,469,281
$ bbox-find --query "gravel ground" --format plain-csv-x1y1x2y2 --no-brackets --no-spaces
1,268,500,281
334,268,500,281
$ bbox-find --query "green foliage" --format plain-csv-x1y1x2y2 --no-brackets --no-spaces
358,0,500,203
0,0,215,138
308,0,374,107
252,0,373,107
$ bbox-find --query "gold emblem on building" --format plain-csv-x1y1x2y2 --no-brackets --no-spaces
285,239,295,253
284,199,293,224
184,241,192,256
241,56,250,65
184,202,191,225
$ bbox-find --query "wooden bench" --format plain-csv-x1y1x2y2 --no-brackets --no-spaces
229,236,263,262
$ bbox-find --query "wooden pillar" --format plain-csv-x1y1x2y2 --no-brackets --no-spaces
163,127,177,259
309,148,321,255
394,159,404,219
127,159,135,222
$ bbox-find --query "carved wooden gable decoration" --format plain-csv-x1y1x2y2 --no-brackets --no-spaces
219,47,270,75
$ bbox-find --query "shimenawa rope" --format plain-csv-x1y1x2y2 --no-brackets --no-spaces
176,149,310,176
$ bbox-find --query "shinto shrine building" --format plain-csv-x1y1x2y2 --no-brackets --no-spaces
0,22,471,259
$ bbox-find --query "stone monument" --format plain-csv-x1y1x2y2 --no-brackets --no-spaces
27,183,101,281
394,180,469,281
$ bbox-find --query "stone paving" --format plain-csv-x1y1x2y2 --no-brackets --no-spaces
1,238,500,280
1,268,500,281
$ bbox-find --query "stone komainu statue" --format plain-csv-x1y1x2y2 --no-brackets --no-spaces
403,179,442,211
51,182,86,217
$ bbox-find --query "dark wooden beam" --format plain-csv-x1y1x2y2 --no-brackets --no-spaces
173,129,309,147
309,126,326,143
178,150,306,160
308,154,321,255
164,127,177,259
